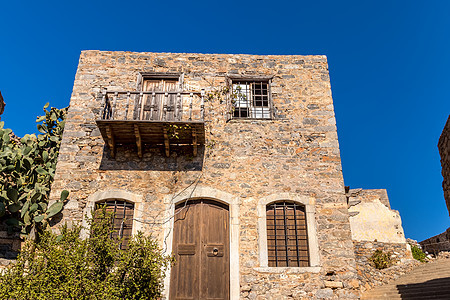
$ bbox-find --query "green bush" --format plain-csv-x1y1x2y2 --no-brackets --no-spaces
411,244,427,262
369,249,393,269
0,209,173,300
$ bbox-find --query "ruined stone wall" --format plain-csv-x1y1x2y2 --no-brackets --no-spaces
347,188,412,292
439,115,450,217
354,241,418,292
50,51,359,299
420,227,450,255
348,189,406,244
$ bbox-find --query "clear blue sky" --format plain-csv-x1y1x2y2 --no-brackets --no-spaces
1,0,449,241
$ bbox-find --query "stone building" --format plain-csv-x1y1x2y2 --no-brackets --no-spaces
48,51,409,299
0,91,5,120
419,115,450,254
420,228,450,255
439,115,450,217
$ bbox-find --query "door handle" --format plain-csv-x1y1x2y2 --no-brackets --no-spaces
206,245,224,257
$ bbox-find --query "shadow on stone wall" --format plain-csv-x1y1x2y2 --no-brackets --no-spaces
396,277,450,299
0,224,21,267
99,144,205,171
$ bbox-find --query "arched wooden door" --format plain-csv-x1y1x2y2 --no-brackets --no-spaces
170,200,230,300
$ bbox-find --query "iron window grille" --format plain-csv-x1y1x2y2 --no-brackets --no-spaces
266,201,310,267
95,200,134,250
231,80,271,119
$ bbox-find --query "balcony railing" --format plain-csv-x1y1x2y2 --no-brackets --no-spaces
98,89,205,122
95,89,206,158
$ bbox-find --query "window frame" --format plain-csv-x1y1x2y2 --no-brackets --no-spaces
94,199,135,250
256,194,320,272
266,201,310,267
227,75,274,120
81,190,143,241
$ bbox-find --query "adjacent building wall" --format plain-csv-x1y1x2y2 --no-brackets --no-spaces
439,115,450,217
347,188,411,291
420,228,450,255
49,51,360,299
348,189,405,244
418,116,450,256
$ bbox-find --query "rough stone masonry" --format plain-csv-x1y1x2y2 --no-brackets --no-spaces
48,51,371,299
439,115,450,217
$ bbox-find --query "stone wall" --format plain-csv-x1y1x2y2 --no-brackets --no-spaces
50,51,360,299
347,189,406,243
347,188,412,292
0,90,5,120
439,115,450,217
420,227,450,255
353,241,419,292
0,225,20,270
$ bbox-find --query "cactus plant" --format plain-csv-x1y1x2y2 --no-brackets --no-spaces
0,103,68,239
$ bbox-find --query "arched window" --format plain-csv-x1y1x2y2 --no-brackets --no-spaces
95,199,134,249
266,201,309,267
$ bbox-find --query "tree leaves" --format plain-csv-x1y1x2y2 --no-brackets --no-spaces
34,215,44,223
60,190,69,202
7,188,18,202
46,202,63,219
0,104,68,237
8,203,21,213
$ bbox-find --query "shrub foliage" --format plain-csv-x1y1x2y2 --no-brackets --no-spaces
369,249,393,270
411,244,427,262
0,209,172,300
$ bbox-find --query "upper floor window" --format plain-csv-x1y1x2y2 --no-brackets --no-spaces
266,201,310,267
231,80,271,119
95,199,134,250
137,73,182,121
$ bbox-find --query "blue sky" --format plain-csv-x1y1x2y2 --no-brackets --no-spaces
1,0,449,241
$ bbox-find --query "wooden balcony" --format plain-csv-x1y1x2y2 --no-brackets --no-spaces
95,89,205,158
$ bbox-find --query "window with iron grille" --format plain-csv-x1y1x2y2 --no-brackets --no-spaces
266,201,310,267
95,199,134,250
231,80,271,119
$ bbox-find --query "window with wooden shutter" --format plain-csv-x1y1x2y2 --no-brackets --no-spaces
139,76,181,121
95,200,134,250
266,201,309,267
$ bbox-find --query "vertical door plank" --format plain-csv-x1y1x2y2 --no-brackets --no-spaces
200,201,230,300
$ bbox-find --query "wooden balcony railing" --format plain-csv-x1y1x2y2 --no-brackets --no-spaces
99,89,205,122
95,89,206,158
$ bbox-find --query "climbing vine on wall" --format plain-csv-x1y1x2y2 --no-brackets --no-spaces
0,103,68,239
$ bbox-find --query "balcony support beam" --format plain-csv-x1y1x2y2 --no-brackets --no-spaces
192,131,198,157
134,124,142,159
163,127,170,157
106,125,116,158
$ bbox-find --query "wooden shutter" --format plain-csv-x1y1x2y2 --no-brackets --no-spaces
141,79,180,121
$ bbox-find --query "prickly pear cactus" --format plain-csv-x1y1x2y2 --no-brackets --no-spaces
0,103,69,239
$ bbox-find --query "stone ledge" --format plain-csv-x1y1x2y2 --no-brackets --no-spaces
253,266,321,273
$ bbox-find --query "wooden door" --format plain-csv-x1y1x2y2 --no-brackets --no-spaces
142,79,179,121
170,200,230,300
